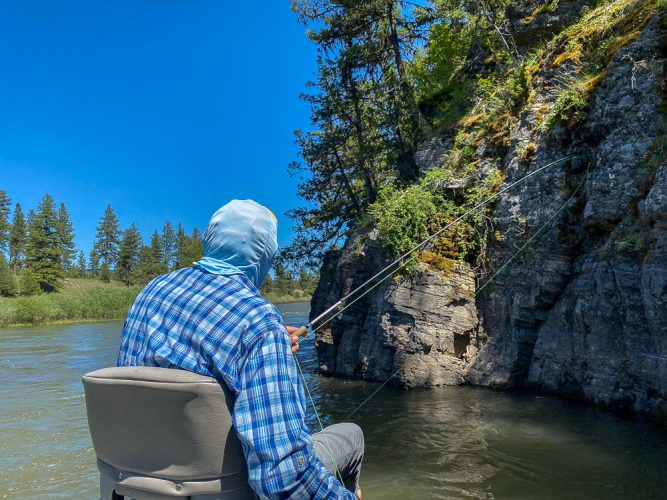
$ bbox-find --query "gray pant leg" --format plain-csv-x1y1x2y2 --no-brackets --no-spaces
311,422,364,494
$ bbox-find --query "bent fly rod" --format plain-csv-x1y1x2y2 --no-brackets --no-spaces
292,154,578,341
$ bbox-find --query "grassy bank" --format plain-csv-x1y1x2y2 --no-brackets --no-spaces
0,278,310,328
263,292,312,305
0,281,141,327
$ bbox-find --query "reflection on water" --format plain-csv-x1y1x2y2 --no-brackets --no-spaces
1,302,666,499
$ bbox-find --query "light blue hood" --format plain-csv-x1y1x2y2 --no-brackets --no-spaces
195,199,278,289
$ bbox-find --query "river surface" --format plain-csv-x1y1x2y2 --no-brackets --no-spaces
1,301,666,499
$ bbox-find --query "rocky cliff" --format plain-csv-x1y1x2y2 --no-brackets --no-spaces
310,1,667,423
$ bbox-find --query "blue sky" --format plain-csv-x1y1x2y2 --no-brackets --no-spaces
0,1,316,254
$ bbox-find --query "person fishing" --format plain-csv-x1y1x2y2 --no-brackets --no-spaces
117,199,364,499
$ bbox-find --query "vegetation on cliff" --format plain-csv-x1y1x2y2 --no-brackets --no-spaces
288,0,664,276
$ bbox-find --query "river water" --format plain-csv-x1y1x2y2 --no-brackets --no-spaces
1,301,666,499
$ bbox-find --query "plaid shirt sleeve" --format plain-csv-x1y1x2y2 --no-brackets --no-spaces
232,313,356,499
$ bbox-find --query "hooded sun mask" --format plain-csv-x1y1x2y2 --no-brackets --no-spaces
195,199,278,289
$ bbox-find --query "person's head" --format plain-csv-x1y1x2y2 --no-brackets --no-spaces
201,199,278,288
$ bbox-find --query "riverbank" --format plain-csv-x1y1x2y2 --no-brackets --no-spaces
0,278,311,328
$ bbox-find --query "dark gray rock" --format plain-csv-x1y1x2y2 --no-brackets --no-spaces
469,17,667,424
311,231,480,388
311,13,667,424
415,137,450,176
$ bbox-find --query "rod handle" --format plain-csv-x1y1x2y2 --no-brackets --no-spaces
294,325,309,339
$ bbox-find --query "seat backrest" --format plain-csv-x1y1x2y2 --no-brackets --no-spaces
83,366,253,498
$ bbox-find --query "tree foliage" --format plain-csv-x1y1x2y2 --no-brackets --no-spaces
57,202,77,272
162,221,177,270
286,0,518,270
0,190,10,253
25,194,64,292
116,224,143,285
9,202,26,275
92,205,121,269
0,253,16,297
286,0,437,265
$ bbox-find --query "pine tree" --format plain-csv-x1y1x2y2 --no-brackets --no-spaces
56,202,77,272
0,253,16,296
274,261,292,295
92,205,121,270
76,250,87,278
175,223,187,268
0,190,11,253
162,221,177,269
9,202,26,275
177,228,204,267
88,249,100,277
21,268,40,295
260,274,274,294
25,194,64,292
287,0,434,263
116,224,142,285
136,231,168,283
100,262,111,282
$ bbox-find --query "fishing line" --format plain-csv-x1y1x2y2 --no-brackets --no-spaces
305,155,577,335
293,354,346,486
344,164,588,418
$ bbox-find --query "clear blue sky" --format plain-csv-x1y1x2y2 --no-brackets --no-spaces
0,1,316,254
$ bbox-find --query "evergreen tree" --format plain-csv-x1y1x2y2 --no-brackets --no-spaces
56,202,77,272
0,189,11,253
260,274,274,294
88,249,101,277
100,262,111,282
92,205,121,269
9,202,26,275
0,253,16,296
274,261,292,295
21,268,40,295
175,223,187,268
116,224,142,285
162,221,177,269
287,0,437,264
25,194,64,292
136,231,168,283
298,269,319,293
76,250,87,278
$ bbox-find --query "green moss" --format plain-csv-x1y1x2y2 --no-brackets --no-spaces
615,231,651,254
516,141,538,163
542,86,589,131
418,252,458,276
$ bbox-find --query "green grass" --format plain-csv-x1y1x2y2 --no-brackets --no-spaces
262,292,312,304
0,277,311,327
0,284,142,327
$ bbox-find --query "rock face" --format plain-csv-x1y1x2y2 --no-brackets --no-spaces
507,0,596,53
468,17,667,422
311,232,480,388
311,13,667,422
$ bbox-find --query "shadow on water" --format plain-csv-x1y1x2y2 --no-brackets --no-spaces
1,302,666,499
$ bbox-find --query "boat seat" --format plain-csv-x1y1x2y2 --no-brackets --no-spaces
82,366,257,500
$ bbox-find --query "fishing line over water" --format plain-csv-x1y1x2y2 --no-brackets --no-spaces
305,155,579,336
294,154,587,424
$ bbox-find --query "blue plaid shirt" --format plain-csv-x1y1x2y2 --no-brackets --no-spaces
118,266,354,499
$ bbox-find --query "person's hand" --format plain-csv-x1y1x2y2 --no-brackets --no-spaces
356,488,363,500
285,326,301,354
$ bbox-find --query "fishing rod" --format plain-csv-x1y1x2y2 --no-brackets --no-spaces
292,154,578,341
346,163,589,418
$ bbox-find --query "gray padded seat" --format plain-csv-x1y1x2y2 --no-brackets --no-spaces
82,366,258,499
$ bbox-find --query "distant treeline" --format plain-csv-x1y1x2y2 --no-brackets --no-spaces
0,190,318,299
0,190,204,295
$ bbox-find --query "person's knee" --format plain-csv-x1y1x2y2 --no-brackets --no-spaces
350,423,364,451
339,422,364,453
